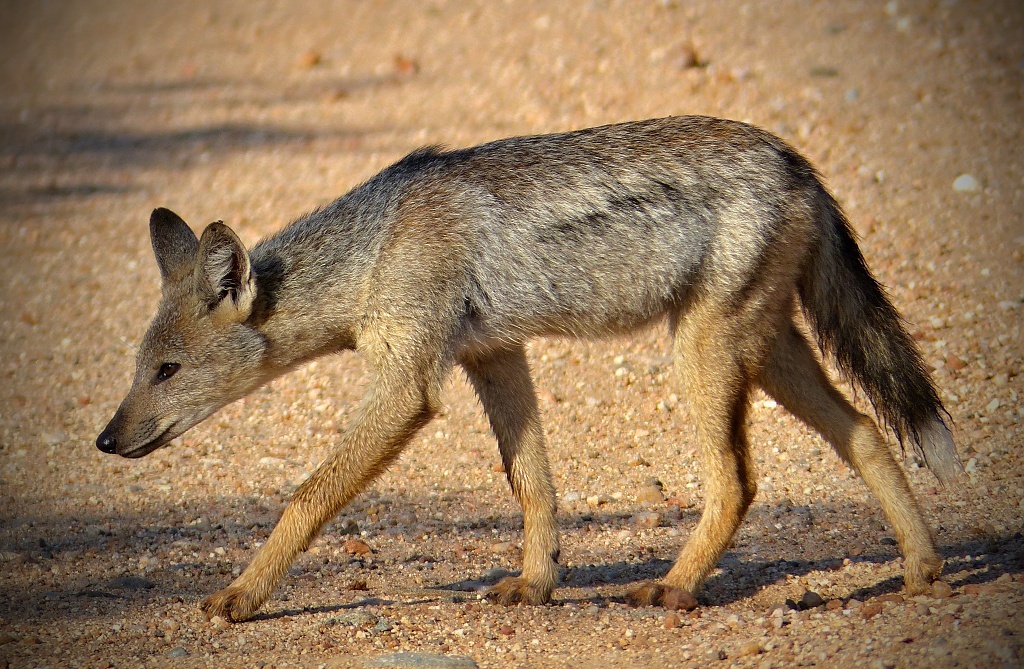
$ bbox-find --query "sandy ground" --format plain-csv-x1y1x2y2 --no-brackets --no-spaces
1,1,1023,667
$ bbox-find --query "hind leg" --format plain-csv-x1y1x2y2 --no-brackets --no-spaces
759,324,943,593
629,309,759,609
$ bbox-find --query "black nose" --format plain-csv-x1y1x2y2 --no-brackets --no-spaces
96,431,117,454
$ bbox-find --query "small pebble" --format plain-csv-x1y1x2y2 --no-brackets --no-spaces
663,612,681,629
393,55,420,75
799,591,825,609
297,50,322,68
860,603,883,619
41,431,67,445
676,43,701,69
323,89,349,103
339,519,361,535
631,512,662,529
331,611,376,627
636,485,664,505
952,173,979,192
735,640,761,657
343,539,373,555
490,541,514,554
930,581,953,599
945,354,966,371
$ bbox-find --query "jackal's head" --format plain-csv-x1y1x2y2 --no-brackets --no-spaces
97,208,267,458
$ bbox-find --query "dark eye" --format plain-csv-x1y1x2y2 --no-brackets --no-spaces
156,362,180,382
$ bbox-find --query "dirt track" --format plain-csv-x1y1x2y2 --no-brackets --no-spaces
1,2,1023,668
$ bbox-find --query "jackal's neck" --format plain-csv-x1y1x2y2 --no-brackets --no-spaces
246,204,375,372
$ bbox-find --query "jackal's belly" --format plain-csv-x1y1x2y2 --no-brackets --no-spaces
457,266,691,355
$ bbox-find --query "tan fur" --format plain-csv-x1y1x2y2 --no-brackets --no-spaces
463,346,559,605
96,117,959,622
757,325,943,592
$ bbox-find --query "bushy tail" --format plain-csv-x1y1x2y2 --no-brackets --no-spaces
800,192,963,485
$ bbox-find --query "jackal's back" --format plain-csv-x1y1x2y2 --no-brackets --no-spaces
253,116,825,348
422,116,822,338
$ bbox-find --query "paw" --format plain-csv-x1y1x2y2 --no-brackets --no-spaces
627,581,698,611
905,574,946,597
485,576,552,606
200,585,264,622
904,579,932,597
904,555,944,596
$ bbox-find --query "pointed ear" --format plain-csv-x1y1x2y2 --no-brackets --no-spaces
195,221,255,322
150,208,199,284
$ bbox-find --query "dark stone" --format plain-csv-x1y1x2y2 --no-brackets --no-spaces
799,591,825,610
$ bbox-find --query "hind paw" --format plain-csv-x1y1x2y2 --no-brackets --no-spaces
904,554,945,596
485,576,552,606
627,581,698,611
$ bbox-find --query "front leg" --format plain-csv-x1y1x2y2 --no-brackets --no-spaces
201,364,438,622
462,346,559,605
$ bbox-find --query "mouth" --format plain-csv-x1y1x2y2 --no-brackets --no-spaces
121,422,178,458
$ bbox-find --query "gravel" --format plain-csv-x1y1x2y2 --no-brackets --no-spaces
360,653,479,668
1,1,1022,668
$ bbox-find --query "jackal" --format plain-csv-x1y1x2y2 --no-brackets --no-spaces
97,116,961,621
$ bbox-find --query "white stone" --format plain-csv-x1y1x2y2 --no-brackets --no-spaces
952,174,979,192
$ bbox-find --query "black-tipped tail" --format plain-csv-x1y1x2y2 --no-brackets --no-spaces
800,192,963,485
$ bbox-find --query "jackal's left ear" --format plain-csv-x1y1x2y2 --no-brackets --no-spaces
195,222,255,322
151,208,200,285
